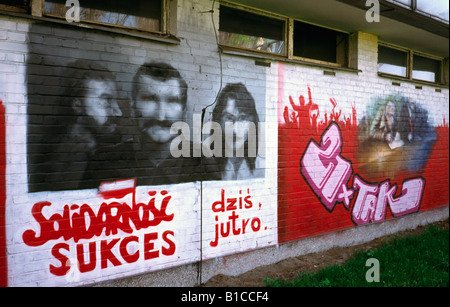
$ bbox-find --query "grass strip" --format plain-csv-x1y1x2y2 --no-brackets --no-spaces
264,225,449,287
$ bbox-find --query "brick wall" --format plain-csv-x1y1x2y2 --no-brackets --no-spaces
1,0,448,287
277,31,449,243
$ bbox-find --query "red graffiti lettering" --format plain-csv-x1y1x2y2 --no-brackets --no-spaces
50,243,71,276
212,189,253,213
77,242,96,273
49,231,176,276
101,238,121,269
119,236,139,264
210,189,262,247
22,188,174,247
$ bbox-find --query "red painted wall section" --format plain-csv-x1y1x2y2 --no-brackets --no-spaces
0,99,7,287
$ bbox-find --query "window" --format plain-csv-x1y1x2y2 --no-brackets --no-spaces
392,0,413,5
218,3,353,69
219,5,286,56
293,20,348,66
416,0,449,22
378,45,408,77
386,0,449,22
0,0,30,12
378,43,446,85
43,0,164,33
412,54,442,83
1,1,174,39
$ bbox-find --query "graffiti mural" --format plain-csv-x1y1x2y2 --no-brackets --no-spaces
210,83,265,181
22,179,178,276
1,13,448,287
300,121,426,225
28,61,210,192
277,63,449,243
27,60,266,192
357,96,437,178
1,20,277,287
201,181,275,260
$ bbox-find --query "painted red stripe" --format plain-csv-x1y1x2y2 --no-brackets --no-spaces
98,178,136,200
0,99,7,287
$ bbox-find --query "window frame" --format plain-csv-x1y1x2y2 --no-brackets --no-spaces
41,0,167,35
290,19,350,68
218,2,289,58
411,51,444,84
0,0,30,13
0,0,179,43
377,43,410,79
219,1,352,70
387,0,450,23
378,42,447,86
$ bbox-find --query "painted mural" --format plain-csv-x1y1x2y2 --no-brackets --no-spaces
26,61,265,192
277,65,449,243
1,20,277,286
1,16,448,287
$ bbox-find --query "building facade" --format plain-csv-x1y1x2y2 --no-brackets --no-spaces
1,0,448,287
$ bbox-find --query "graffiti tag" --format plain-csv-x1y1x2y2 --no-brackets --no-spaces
301,122,425,225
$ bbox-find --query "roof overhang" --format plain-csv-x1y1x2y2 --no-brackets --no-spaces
228,0,449,57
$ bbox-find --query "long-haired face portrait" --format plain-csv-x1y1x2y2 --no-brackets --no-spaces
212,83,260,178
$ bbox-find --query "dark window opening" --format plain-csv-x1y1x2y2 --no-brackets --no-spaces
44,0,163,33
0,0,30,11
293,20,348,66
219,5,285,55
378,45,408,77
412,54,442,83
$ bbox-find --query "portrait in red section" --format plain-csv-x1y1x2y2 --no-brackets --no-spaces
357,96,437,179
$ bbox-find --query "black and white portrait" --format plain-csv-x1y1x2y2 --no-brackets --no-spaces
210,83,264,180
27,55,265,192
130,61,203,186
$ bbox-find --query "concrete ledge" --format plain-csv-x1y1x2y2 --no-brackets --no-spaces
94,206,448,287
201,206,449,284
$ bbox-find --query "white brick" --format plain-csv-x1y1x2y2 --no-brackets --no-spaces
16,22,30,32
6,53,25,63
0,18,16,30
7,31,27,42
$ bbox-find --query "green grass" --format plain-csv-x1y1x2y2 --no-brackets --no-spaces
264,225,449,287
